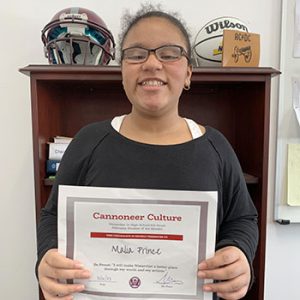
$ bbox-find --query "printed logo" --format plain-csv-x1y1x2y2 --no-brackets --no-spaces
205,20,248,34
129,276,141,288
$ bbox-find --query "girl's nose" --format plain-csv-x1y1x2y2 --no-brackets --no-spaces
141,52,163,71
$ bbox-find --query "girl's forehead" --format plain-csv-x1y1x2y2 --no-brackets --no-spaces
124,17,185,46
130,17,180,33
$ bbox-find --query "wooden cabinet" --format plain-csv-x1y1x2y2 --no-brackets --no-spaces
20,65,279,300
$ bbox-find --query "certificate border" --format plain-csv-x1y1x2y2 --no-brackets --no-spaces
66,197,208,299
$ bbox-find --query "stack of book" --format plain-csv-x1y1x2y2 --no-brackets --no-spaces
46,136,72,179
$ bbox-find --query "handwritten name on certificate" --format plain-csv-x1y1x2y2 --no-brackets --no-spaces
58,186,217,300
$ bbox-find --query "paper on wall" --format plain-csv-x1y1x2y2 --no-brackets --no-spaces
294,0,300,57
287,143,300,206
292,77,300,127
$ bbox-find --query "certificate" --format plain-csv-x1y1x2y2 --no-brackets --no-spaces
58,185,217,300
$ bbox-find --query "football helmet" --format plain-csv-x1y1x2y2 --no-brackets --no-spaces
42,7,115,65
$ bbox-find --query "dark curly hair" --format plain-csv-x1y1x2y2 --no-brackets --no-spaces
118,3,191,63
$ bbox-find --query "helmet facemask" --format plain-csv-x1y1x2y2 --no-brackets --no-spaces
42,8,115,65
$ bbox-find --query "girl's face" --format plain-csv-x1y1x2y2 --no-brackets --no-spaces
121,17,192,118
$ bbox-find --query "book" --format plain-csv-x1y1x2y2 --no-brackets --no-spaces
48,142,69,160
53,136,73,144
48,135,72,160
46,160,60,175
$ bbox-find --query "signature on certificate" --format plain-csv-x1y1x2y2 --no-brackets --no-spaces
155,271,183,285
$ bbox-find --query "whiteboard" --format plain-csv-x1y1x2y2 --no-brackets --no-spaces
275,0,300,223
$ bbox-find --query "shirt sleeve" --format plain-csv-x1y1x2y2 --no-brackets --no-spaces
35,121,109,275
208,128,259,286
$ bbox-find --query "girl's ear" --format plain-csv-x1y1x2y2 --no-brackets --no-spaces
185,64,193,89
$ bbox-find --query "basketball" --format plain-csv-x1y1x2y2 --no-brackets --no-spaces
192,17,249,67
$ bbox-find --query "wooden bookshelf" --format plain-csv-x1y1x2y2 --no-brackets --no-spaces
20,65,279,300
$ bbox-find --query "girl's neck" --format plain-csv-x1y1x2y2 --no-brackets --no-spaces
119,111,193,145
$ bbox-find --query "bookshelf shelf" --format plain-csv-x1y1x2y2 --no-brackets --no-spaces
20,64,279,300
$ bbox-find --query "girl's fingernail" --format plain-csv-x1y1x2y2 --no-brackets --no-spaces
74,262,84,268
203,285,212,292
198,271,205,278
82,270,91,277
198,262,206,269
75,284,85,291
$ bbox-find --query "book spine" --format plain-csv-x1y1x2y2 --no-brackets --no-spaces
46,160,60,175
53,137,73,143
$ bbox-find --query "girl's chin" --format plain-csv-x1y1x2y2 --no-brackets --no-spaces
140,101,168,112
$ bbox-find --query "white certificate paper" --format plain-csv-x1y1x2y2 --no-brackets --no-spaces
58,185,217,300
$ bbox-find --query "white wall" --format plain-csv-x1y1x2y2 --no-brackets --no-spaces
1,0,299,299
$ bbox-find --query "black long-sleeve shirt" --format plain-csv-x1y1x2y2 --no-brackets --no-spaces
37,120,258,297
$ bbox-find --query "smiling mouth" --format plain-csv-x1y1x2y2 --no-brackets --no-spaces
139,80,166,87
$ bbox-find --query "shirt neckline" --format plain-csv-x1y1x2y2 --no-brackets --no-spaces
111,115,203,139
